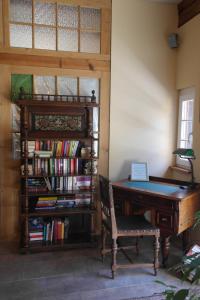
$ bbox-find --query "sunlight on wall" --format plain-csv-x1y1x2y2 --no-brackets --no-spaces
110,0,177,180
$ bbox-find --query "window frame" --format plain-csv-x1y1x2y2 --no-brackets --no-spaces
176,87,195,168
8,0,101,53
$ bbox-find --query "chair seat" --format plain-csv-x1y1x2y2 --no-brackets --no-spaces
116,215,159,235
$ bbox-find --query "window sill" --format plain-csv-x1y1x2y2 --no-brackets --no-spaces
170,166,191,174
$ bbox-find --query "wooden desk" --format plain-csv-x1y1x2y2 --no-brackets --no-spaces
112,177,200,266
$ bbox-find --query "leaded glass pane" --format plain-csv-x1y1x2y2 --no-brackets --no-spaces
180,121,193,141
58,29,78,52
80,7,100,31
93,107,99,138
10,0,32,23
80,32,100,53
10,24,32,48
35,26,56,50
34,2,56,26
79,78,99,102
34,76,55,95
58,5,78,28
57,77,77,95
182,100,194,120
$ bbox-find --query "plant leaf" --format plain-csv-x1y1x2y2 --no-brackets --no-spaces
155,280,176,289
173,289,189,300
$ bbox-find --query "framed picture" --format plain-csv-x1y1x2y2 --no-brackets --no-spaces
131,162,149,181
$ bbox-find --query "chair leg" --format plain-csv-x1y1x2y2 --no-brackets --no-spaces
154,235,160,276
111,238,117,279
136,237,139,255
101,225,107,263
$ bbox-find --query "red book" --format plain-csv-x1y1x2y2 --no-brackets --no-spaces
70,159,75,175
35,140,40,151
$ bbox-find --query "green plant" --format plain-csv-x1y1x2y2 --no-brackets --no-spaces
157,211,200,300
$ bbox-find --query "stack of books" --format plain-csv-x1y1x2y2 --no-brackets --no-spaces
35,195,91,211
35,196,57,210
28,178,47,192
29,217,44,241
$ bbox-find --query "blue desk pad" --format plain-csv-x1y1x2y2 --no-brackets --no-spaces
123,181,182,195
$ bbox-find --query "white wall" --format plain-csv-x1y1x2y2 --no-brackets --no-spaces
109,0,178,180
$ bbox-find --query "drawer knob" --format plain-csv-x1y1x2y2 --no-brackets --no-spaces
161,217,167,222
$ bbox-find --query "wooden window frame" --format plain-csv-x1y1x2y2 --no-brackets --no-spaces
7,0,102,54
176,87,195,168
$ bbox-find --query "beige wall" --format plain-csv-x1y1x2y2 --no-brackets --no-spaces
176,15,200,183
109,0,178,180
176,15,200,243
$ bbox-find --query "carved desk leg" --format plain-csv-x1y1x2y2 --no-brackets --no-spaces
161,236,171,267
182,230,190,253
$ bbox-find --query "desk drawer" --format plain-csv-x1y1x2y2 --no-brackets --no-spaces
156,212,173,229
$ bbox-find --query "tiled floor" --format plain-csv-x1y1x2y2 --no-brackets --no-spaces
0,238,190,300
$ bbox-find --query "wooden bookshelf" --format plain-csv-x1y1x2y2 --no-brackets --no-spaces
17,91,99,252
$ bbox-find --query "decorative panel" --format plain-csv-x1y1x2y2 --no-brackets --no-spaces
57,77,77,95
80,7,100,31
58,29,78,52
32,114,83,131
79,78,99,102
35,26,56,50
10,24,32,48
80,32,100,54
34,76,55,95
28,106,87,138
10,0,32,23
58,5,78,28
34,2,56,26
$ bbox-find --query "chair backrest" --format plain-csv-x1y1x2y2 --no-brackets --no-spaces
99,175,117,238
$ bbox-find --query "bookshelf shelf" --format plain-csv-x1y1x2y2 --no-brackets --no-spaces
22,208,96,217
17,91,99,252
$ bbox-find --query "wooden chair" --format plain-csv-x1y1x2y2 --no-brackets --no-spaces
99,175,160,279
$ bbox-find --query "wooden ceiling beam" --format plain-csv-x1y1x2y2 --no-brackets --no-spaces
178,0,200,27
0,52,110,72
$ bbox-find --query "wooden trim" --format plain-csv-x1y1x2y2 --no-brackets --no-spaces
0,52,110,71
0,47,110,60
178,0,200,27
56,0,111,9
99,71,110,177
101,8,111,55
9,65,102,78
23,0,111,9
0,0,3,48
32,0,35,49
2,0,9,48
178,0,196,12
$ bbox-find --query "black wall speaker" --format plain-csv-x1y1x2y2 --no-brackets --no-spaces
168,33,179,49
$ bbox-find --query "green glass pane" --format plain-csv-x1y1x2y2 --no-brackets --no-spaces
11,74,33,101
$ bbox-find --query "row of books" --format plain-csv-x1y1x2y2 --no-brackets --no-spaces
21,158,85,176
35,194,91,210
27,176,92,192
29,217,70,242
26,140,81,157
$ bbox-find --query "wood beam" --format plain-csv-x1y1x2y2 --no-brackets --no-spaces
178,0,200,27
0,52,110,72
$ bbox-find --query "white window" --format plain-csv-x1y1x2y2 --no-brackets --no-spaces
176,87,195,168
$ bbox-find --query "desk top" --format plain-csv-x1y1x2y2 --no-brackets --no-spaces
112,177,200,201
